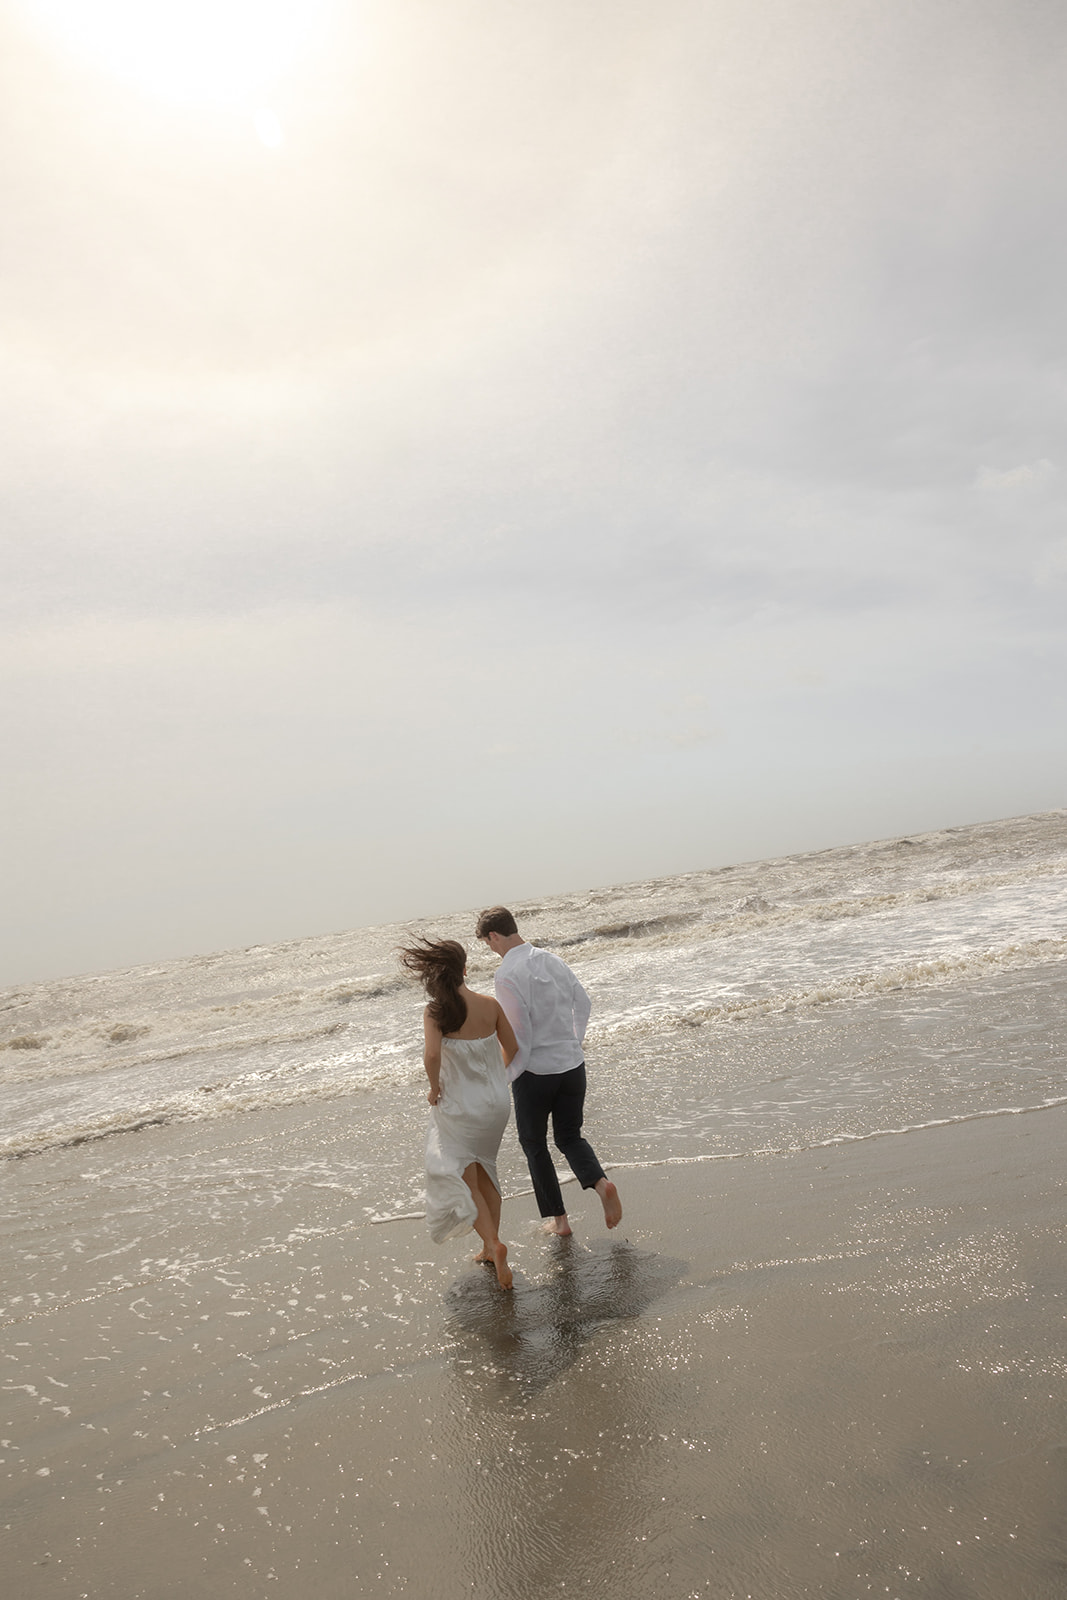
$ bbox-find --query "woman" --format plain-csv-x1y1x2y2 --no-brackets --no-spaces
399,938,518,1289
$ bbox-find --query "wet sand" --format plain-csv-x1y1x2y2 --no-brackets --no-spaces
3,1102,1066,1599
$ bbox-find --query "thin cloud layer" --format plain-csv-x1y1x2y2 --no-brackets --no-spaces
1,0,1065,980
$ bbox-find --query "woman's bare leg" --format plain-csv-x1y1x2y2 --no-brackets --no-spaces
463,1163,511,1289
479,1165,503,1232
471,1167,501,1259
472,1167,504,1258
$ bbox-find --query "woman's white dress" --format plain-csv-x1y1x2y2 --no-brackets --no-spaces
424,1032,510,1243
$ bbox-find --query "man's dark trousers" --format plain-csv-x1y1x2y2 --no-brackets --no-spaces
511,1063,606,1218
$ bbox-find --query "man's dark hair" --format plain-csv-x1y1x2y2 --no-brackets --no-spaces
475,905,518,939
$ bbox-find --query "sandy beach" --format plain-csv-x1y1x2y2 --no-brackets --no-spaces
4,1096,1065,1599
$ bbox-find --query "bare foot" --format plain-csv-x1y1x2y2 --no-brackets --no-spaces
541,1215,573,1237
473,1249,492,1264
490,1241,512,1289
598,1179,622,1229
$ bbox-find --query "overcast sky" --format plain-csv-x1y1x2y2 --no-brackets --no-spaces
2,0,1065,985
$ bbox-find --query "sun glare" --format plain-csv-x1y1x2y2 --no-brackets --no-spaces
20,0,333,110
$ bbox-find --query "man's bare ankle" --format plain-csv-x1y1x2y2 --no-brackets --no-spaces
598,1179,622,1229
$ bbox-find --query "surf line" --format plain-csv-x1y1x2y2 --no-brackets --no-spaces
365,1094,1067,1224
194,1368,380,1437
368,1168,600,1223
601,1094,1067,1170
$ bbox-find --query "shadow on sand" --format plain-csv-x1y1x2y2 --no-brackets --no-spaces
444,1238,688,1403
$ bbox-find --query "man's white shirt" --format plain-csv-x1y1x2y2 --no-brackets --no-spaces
493,942,591,1082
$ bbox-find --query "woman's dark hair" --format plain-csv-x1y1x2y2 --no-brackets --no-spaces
398,938,468,1036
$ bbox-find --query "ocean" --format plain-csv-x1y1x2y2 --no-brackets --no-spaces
3,808,1065,1213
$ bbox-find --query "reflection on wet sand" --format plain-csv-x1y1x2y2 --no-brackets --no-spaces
445,1239,688,1402
442,1239,692,1598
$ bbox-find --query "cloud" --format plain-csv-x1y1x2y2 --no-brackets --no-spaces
973,459,1057,492
4,0,1067,978
1034,537,1067,587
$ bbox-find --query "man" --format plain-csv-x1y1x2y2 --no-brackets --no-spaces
475,905,622,1236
